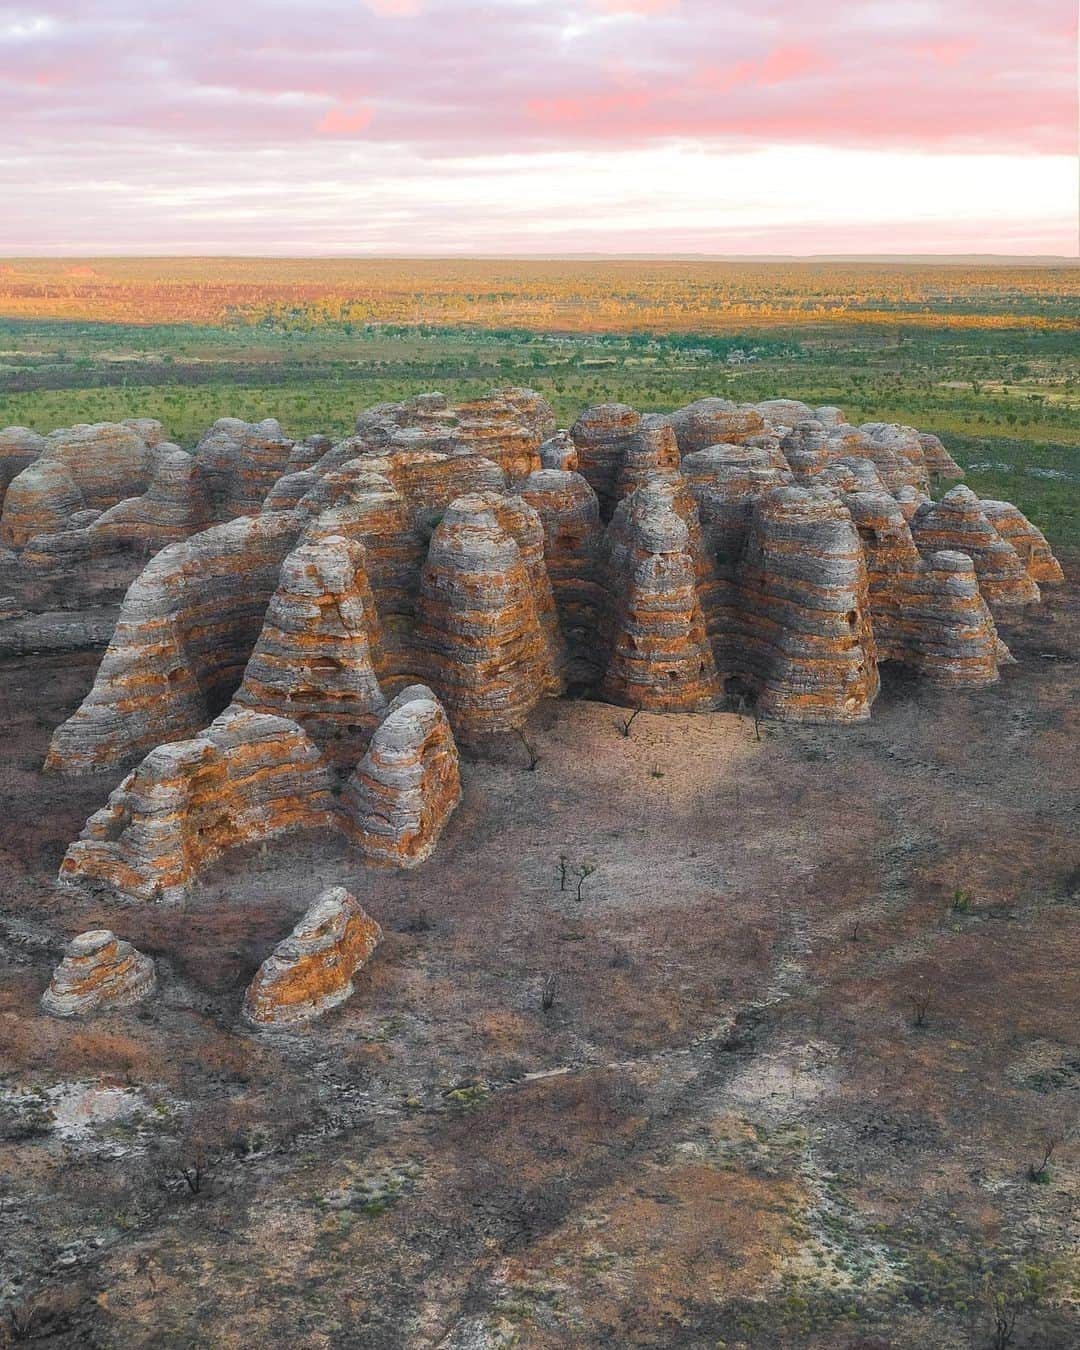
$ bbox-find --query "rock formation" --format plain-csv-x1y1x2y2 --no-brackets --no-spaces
342,685,462,867
845,492,1005,685
0,426,45,510
911,486,1041,608
569,404,645,519
242,887,382,1027
978,499,1064,585
58,708,336,903
918,432,964,479
46,513,301,774
600,483,722,712
233,534,387,760
193,417,294,520
41,930,156,1017
666,398,766,454
730,486,879,721
414,494,561,734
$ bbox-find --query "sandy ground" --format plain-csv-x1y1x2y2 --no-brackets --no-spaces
0,566,1077,1348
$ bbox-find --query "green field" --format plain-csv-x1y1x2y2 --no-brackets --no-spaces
0,317,1076,545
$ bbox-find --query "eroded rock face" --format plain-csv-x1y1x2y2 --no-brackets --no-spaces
194,418,294,520
242,888,382,1027
918,432,964,480
570,404,643,520
46,513,301,774
667,398,766,454
911,486,1041,608
601,483,722,712
343,685,462,867
58,708,336,903
733,486,879,722
846,492,1005,685
0,426,45,510
415,495,560,734
233,535,387,760
41,930,156,1017
979,499,1064,585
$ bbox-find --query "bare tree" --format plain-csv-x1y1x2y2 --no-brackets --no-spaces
1027,1134,1059,1184
907,989,932,1027
541,972,559,1011
558,854,569,892
617,706,642,738
575,864,598,902
515,727,541,771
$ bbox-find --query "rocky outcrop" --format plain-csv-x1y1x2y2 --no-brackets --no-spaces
846,492,1005,685
58,708,335,903
911,486,1040,608
0,458,85,547
242,888,382,1027
979,499,1064,585
342,685,462,867
194,418,294,520
87,447,209,550
570,404,644,520
0,426,45,509
415,495,560,734
755,399,816,430
730,486,879,721
918,432,964,479
613,414,681,502
857,423,930,494
41,930,156,1017
539,431,579,472
46,513,300,774
667,398,766,455
233,535,387,760
520,469,605,679
600,483,722,712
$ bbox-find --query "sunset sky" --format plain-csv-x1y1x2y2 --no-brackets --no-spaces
3,0,1077,255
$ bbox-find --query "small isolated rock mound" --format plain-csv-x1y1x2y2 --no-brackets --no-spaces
979,499,1064,585
242,887,382,1027
343,684,462,867
912,486,1040,608
41,930,155,1017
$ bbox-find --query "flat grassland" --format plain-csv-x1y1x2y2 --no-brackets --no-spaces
0,258,1076,542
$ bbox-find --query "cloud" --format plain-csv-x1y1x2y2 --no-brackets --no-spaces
0,0,1073,251
317,102,374,135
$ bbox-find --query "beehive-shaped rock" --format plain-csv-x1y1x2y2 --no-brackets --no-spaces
521,469,606,677
0,458,85,547
41,930,156,1017
570,404,643,520
414,497,559,733
58,708,336,903
243,888,382,1027
87,447,209,550
613,414,682,502
857,423,930,494
194,417,294,519
733,486,879,721
233,535,387,759
0,426,45,509
911,486,1040,608
918,432,964,479
342,684,462,867
667,398,766,454
846,492,1004,685
600,484,722,712
46,513,300,775
979,499,1064,585
755,399,816,431
450,393,544,483
780,421,832,479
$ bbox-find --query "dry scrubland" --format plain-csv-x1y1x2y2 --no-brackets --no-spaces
0,260,1077,1348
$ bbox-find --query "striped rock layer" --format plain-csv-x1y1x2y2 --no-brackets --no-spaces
58,708,337,903
243,887,382,1027
41,930,156,1017
39,391,1065,793
342,684,462,867
46,513,301,774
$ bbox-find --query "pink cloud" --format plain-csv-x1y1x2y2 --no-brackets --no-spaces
317,102,374,135
594,0,681,13
366,0,423,14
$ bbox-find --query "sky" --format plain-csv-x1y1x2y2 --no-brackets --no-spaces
1,0,1077,256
